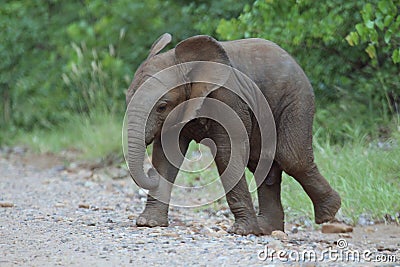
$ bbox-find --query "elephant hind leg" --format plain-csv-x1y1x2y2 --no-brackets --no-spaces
275,99,341,224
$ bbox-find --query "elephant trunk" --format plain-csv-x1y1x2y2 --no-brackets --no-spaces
127,106,160,190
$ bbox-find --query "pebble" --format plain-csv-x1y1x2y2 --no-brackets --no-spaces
321,223,353,233
338,233,352,238
0,201,14,208
271,230,288,241
78,204,90,209
291,226,299,233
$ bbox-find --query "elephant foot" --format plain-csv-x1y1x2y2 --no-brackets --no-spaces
227,218,262,236
257,215,284,235
136,210,169,227
314,189,341,224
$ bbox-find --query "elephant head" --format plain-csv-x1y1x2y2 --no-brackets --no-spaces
125,33,232,190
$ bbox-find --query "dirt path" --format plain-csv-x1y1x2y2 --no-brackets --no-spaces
0,152,399,266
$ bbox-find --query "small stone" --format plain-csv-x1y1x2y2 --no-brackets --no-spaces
148,232,160,237
0,202,14,208
13,146,26,155
163,232,180,237
268,239,284,250
78,204,90,209
128,215,135,220
365,227,376,233
321,223,353,234
271,230,288,241
55,203,65,208
106,218,114,223
52,165,66,172
68,162,79,170
338,233,352,238
215,230,228,236
87,222,96,226
291,226,299,234
107,167,129,179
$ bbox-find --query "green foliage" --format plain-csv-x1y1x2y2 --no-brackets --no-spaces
3,0,398,145
0,0,250,144
214,0,400,142
0,1,79,133
346,0,400,64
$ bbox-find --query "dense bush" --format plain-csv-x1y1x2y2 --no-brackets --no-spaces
0,0,398,144
214,0,399,142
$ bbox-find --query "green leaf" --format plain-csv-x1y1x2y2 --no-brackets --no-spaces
362,3,373,23
392,48,400,63
365,20,375,29
384,30,392,44
365,44,377,59
375,16,384,30
345,32,359,46
378,0,388,14
356,23,367,40
383,15,393,27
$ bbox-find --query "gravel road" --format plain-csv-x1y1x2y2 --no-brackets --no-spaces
0,151,399,266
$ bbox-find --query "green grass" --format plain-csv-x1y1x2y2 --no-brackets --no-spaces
179,130,400,225
12,112,123,160
281,130,400,224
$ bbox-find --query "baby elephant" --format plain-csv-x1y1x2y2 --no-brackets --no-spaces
125,33,341,235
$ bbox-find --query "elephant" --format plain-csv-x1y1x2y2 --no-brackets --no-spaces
125,33,341,235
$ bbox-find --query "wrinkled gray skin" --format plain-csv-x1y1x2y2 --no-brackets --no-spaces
126,33,341,235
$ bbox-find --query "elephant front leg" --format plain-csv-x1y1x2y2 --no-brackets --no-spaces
136,136,189,227
215,148,261,236
256,161,284,234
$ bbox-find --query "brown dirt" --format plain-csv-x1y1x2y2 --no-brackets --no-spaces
0,151,399,266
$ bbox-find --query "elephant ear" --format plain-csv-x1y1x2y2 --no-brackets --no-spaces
174,35,231,123
147,33,172,58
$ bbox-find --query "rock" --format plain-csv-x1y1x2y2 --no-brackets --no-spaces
107,167,129,179
321,223,353,233
0,202,14,208
127,214,135,220
163,232,180,238
271,230,288,241
52,165,66,172
358,214,374,226
268,239,284,251
12,146,27,155
364,227,376,233
78,204,90,209
76,169,93,179
338,233,352,238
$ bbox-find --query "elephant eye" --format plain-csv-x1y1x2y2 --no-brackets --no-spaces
156,103,168,113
